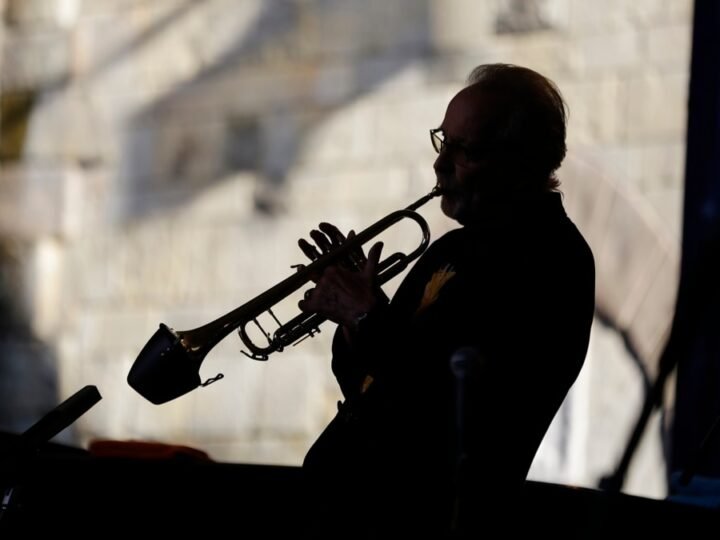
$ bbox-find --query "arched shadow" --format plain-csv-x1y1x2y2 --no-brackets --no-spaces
118,0,432,221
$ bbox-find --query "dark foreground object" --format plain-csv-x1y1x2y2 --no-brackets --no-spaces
0,433,716,538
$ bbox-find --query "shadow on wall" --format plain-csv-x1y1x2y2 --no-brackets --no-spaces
119,0,433,221
0,240,62,439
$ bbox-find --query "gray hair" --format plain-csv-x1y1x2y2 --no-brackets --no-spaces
467,64,567,191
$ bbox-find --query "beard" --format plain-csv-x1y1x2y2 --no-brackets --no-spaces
440,181,509,226
440,189,474,225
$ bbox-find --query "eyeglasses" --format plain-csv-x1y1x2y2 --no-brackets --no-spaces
430,128,484,167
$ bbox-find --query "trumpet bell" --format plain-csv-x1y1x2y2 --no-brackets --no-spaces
127,323,203,404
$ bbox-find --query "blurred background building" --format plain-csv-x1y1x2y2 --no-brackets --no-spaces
0,0,694,499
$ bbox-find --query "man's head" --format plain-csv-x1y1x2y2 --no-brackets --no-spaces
433,63,567,224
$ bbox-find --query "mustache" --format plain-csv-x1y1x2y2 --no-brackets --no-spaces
436,176,452,189
436,181,458,196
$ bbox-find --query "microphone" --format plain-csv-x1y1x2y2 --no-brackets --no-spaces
450,347,483,449
20,385,102,450
1,385,102,528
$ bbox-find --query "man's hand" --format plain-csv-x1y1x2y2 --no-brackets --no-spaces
297,222,366,271
296,223,383,327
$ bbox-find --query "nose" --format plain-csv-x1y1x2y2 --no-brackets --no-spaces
433,146,453,175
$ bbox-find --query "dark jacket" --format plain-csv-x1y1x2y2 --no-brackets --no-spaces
302,192,595,537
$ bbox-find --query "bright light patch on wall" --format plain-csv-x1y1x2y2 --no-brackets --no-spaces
56,0,80,28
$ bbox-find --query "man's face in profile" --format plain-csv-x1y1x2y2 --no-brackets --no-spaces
433,84,506,224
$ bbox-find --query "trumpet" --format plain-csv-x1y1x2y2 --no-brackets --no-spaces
127,187,441,404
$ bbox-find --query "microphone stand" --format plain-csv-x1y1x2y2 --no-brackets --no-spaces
449,347,482,539
0,385,102,529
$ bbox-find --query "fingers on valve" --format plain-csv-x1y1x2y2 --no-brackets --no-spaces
318,222,346,245
345,229,367,270
298,238,322,261
310,229,333,254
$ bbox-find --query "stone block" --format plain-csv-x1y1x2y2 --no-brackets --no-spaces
1,29,71,91
3,0,74,28
62,238,109,304
643,187,683,244
73,308,161,353
429,0,495,52
646,24,692,69
575,31,642,74
568,0,636,34
0,165,65,238
311,63,358,107
562,75,624,144
0,89,36,161
298,101,377,168
626,0,694,27
622,71,690,142
568,144,647,196
486,34,579,78
256,351,329,437
24,89,106,164
297,0,427,59
638,142,686,193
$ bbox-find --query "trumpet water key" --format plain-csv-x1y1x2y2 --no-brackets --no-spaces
127,188,441,404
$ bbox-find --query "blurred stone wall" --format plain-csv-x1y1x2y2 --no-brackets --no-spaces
0,0,693,498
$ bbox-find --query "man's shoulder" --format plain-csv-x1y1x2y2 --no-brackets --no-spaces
424,227,467,254
555,216,595,266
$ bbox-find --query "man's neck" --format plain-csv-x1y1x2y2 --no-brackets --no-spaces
464,190,560,228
